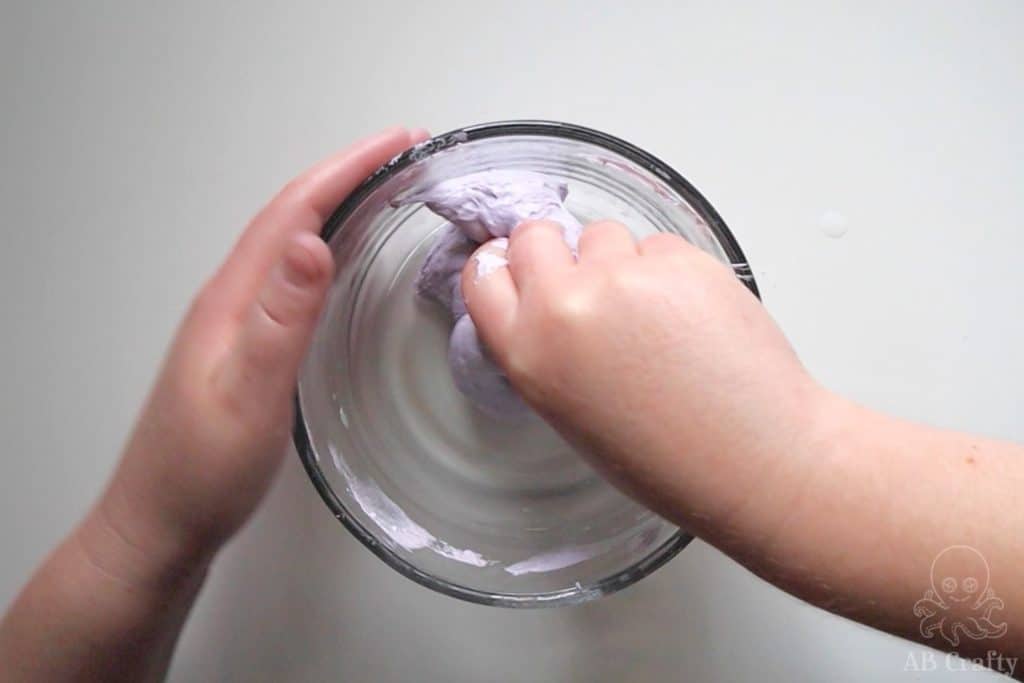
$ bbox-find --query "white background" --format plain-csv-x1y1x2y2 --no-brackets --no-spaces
2,1,1021,680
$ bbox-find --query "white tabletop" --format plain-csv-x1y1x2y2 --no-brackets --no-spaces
1,1,1020,680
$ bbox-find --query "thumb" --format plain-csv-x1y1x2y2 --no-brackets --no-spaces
220,231,333,426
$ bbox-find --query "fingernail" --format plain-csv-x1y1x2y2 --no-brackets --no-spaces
474,243,509,280
410,127,432,142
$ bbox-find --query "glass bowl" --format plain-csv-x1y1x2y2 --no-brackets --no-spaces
293,121,758,607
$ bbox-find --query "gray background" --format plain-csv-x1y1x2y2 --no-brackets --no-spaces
2,1,1021,681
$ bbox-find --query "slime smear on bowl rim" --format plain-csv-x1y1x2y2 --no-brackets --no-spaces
329,445,490,567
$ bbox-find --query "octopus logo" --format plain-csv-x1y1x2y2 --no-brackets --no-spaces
913,545,1008,647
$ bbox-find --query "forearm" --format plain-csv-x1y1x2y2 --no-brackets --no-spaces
0,488,211,682
0,128,423,682
699,393,1024,666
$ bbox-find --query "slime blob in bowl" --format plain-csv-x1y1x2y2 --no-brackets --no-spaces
293,121,758,607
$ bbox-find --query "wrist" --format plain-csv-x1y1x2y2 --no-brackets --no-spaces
698,380,853,556
77,475,215,595
710,385,887,580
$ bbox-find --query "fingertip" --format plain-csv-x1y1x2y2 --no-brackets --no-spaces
276,126,418,225
409,127,432,143
509,219,572,259
507,219,575,285
257,233,332,334
511,218,564,240
472,237,510,281
340,126,410,160
461,237,511,300
637,231,694,256
578,220,637,263
585,219,630,232
461,239,518,346
374,125,409,141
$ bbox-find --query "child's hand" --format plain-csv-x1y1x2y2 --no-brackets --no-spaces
461,220,829,545
462,220,1024,668
1,128,429,682
100,127,429,579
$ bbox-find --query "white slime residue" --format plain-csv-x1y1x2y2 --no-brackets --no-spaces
329,447,666,576
504,542,609,576
474,248,509,280
328,445,490,567
504,526,661,576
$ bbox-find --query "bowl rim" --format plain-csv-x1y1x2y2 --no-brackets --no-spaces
292,119,758,608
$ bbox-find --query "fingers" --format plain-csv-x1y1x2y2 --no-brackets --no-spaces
217,231,334,422
461,238,518,352
637,232,737,278
638,231,694,256
507,220,575,288
201,127,426,323
577,221,637,264
409,127,432,143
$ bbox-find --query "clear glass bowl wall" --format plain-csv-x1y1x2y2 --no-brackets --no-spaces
294,122,757,607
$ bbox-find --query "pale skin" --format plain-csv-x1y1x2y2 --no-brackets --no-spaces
0,126,430,681
1,130,1022,681
465,222,1024,672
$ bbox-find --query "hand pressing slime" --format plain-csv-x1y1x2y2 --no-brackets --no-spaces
396,171,583,418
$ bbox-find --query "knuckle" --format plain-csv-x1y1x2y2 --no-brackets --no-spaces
554,289,595,322
538,280,598,328
211,378,251,426
260,282,319,329
248,317,286,369
209,355,286,434
259,295,292,329
606,261,648,291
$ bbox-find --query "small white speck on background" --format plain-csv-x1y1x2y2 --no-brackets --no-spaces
818,209,850,238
